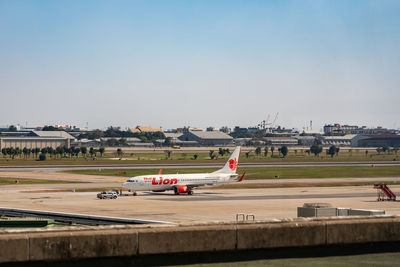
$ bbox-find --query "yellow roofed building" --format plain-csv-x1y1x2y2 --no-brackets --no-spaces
129,126,163,133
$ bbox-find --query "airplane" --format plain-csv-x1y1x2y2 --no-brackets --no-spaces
122,146,245,195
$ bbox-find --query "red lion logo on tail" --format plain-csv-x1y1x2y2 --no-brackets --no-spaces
229,158,238,171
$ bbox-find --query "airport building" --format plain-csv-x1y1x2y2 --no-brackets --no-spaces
0,130,75,150
179,131,234,146
351,134,400,147
294,136,316,146
0,137,70,149
263,137,298,146
321,135,357,147
30,130,76,142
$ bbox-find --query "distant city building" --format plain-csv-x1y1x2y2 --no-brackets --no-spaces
233,126,249,134
206,127,218,132
323,124,358,134
219,126,230,134
323,124,398,135
187,127,203,132
247,127,259,133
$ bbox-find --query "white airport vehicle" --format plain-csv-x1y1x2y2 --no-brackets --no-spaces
97,191,118,199
122,146,245,195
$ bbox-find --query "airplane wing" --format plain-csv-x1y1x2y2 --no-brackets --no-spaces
186,183,217,189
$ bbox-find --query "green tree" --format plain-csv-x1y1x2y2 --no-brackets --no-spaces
7,148,14,159
68,147,74,158
264,147,268,157
218,148,225,157
117,148,123,159
193,154,198,160
80,147,88,158
34,148,40,158
271,147,275,157
164,150,172,159
280,146,288,157
327,145,337,158
382,146,389,154
39,153,46,161
41,147,48,155
365,150,369,157
310,145,323,156
255,147,261,156
89,147,96,158
55,147,62,158
47,147,54,158
74,147,81,158
22,147,28,159
164,137,172,147
15,147,21,159
245,151,250,158
99,147,105,157
8,125,17,132
88,129,104,139
209,150,215,159
42,125,61,131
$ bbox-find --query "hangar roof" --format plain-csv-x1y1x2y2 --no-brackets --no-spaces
189,131,233,140
323,134,357,140
31,131,75,140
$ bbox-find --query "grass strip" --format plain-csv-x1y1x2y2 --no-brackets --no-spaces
0,178,80,185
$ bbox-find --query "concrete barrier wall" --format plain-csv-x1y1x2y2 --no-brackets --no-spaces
1,216,400,263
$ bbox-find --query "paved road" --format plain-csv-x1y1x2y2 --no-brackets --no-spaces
0,161,399,172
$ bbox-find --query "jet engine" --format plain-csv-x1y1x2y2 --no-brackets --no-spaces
173,185,192,195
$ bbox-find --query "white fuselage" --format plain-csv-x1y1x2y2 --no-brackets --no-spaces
122,172,238,192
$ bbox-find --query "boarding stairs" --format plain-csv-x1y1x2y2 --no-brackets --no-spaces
374,184,396,201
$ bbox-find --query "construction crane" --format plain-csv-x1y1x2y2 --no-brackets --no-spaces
272,112,279,128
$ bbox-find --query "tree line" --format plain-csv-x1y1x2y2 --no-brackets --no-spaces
77,127,165,143
1,146,105,161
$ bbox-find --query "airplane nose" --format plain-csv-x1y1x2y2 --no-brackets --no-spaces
122,182,127,188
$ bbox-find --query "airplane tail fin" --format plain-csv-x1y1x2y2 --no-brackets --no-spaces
213,146,241,174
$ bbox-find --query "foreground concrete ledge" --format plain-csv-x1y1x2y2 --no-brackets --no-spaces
0,215,399,263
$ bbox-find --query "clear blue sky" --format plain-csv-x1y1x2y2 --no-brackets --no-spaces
1,0,399,131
